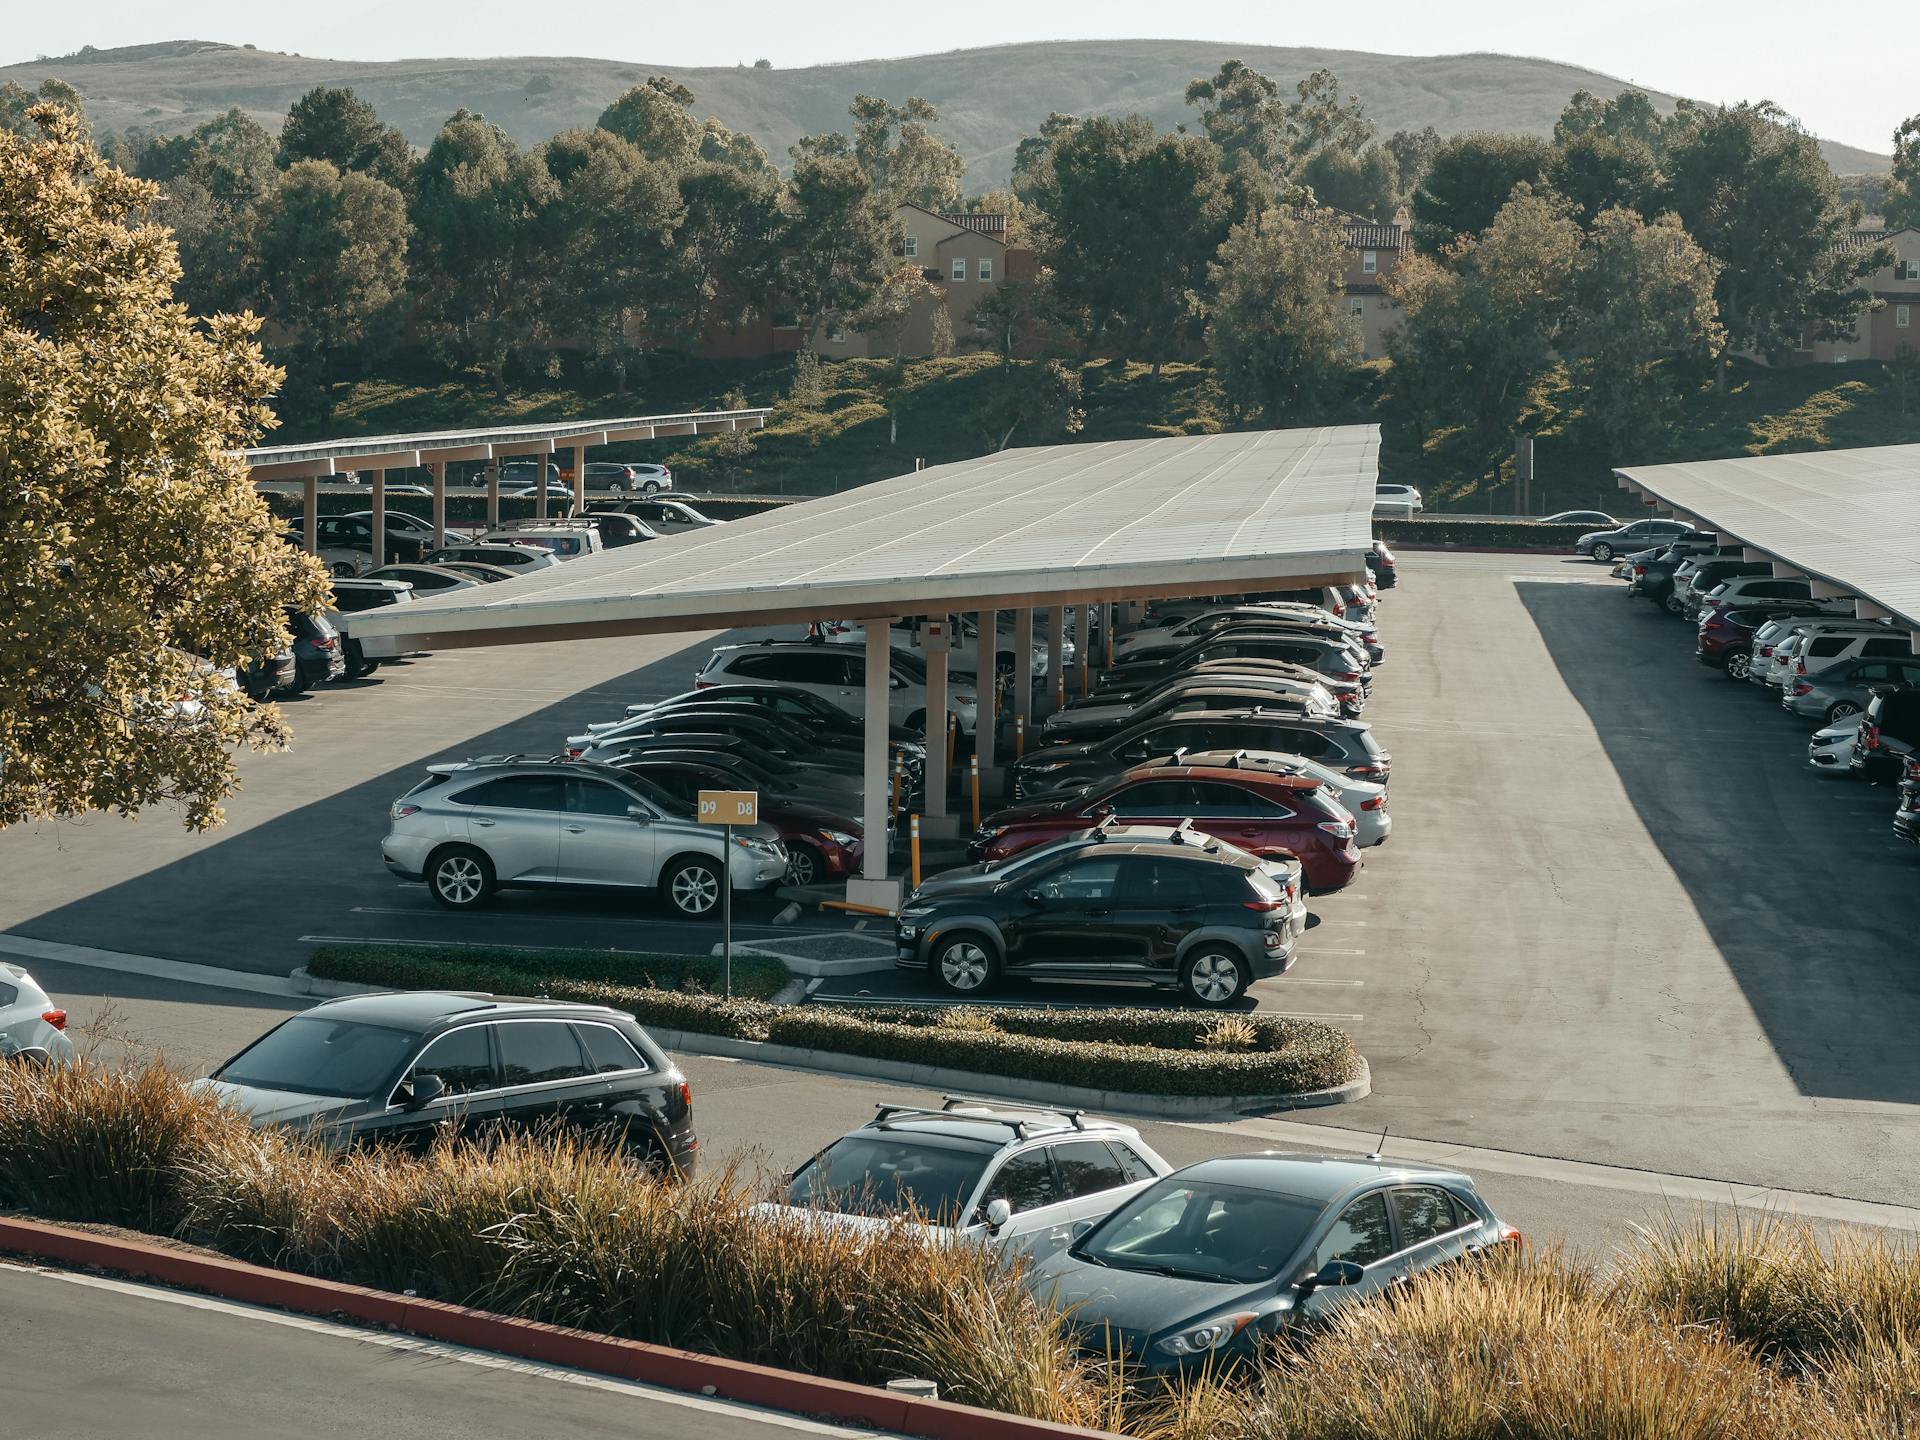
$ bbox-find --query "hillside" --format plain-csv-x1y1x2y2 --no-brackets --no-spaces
3,39,1890,183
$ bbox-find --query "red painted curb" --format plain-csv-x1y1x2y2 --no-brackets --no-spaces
0,1216,1113,1440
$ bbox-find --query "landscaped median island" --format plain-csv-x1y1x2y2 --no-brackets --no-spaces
2,1059,1918,1438
304,945,1366,1108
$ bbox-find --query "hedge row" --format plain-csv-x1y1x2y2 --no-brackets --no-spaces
306,948,1362,1099
306,944,791,1004
1375,517,1592,549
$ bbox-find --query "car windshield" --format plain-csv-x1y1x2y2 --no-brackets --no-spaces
788,1135,991,1223
215,1016,417,1098
1076,1179,1323,1284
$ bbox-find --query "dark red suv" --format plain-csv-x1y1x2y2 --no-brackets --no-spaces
971,763,1361,891
1696,603,1822,678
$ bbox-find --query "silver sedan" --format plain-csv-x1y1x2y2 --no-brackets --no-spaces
1,963,76,1064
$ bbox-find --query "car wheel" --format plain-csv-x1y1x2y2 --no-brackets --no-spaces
932,933,998,996
1827,701,1862,723
785,843,823,887
1725,652,1753,681
427,846,494,910
644,480,663,494
279,669,310,697
1661,594,1684,615
1180,948,1249,1008
1591,542,1615,563
663,856,723,918
904,709,926,733
608,480,627,494
329,559,358,578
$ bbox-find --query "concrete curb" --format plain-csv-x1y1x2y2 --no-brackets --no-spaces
646,1028,1371,1120
0,1217,1114,1440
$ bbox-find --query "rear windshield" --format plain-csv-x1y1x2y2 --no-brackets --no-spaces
788,1135,991,1224
216,1016,417,1098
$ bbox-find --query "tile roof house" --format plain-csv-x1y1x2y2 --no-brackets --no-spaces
1794,227,1920,364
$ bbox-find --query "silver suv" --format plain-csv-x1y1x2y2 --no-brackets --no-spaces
383,759,788,917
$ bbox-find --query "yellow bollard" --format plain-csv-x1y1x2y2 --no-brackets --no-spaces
970,753,981,829
910,813,922,889
1015,713,1025,758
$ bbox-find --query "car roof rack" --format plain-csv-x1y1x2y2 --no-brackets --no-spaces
868,1096,1089,1137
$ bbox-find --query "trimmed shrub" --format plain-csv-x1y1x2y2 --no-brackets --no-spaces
307,943,790,1003
1375,517,1591,549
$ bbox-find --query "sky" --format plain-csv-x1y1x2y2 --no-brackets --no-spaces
4,0,1904,156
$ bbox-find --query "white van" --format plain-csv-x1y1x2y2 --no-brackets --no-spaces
479,522,604,561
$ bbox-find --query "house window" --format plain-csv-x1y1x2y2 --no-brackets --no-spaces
1901,305,1912,329
1897,260,1920,280
903,234,919,258
828,324,848,343
978,258,994,282
951,257,967,282
1349,299,1365,318
1362,251,1378,274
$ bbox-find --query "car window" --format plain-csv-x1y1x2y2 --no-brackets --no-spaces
1854,663,1894,682
981,1149,1062,1215
450,775,566,811
1051,1140,1130,1200
1083,1180,1322,1285
566,778,641,817
575,1023,647,1074
1865,638,1910,657
1107,780,1194,813
411,1025,494,1095
1315,1190,1396,1269
1392,1186,1463,1247
1188,780,1283,818
0,979,17,1007
1107,1142,1159,1184
496,1021,591,1086
789,1136,992,1223
1032,857,1124,903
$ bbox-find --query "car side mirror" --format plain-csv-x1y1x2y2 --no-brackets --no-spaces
984,1198,1013,1233
401,1072,447,1110
1300,1259,1364,1293
890,675,905,689
1020,889,1046,907
626,806,653,823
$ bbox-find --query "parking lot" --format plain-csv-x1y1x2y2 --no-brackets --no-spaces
3,550,1916,1211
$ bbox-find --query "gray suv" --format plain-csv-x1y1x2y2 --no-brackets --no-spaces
383,759,788,917
1785,658,1920,724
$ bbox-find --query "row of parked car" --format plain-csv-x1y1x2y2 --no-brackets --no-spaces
326,459,676,497
1592,524,1920,846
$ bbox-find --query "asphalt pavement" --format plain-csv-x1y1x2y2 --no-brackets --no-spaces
0,1262,886,1440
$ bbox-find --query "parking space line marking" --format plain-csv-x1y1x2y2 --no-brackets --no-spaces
0,933,306,998
1280,977,1365,987
1307,946,1367,956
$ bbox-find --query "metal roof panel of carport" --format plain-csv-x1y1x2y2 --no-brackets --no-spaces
1615,445,1920,634
347,426,1381,652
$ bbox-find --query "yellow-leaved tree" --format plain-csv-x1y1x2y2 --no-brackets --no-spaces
0,104,331,830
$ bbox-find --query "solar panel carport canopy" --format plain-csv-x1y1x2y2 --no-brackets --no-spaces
345,424,1381,905
1616,445,1920,633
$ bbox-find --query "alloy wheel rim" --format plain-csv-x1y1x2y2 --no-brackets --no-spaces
673,866,719,913
787,848,817,886
1191,953,1240,1002
941,943,989,990
1728,654,1751,678
437,856,482,904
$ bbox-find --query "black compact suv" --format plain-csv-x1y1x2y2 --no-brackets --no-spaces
200,992,698,1173
895,823,1298,1007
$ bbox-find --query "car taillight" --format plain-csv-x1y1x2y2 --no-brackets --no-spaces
1794,659,1807,675
391,803,420,820
1866,725,1882,751
1792,681,1813,696
1633,565,1646,575
694,679,714,688
1702,616,1724,631
1759,645,1773,657
41,1009,66,1031
1331,670,1360,682
1317,820,1353,839
314,636,337,650
1359,794,1385,811
1350,764,1387,777
676,1080,693,1111
1243,898,1287,912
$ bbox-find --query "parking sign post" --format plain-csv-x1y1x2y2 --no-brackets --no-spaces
698,789,758,1000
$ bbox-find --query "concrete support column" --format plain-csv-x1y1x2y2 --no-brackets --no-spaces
973,609,997,783
1077,602,1091,695
536,461,549,521
302,476,318,553
370,469,386,570
1106,601,1118,667
1043,606,1063,713
571,443,587,515
430,461,447,541
848,618,901,910
486,467,501,529
1013,607,1035,726
923,621,949,823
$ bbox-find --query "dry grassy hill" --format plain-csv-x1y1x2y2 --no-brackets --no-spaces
3,38,1889,182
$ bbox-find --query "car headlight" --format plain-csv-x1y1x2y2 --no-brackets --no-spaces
955,693,976,706
1027,759,1070,774
1156,1313,1259,1357
820,829,858,846
735,836,782,857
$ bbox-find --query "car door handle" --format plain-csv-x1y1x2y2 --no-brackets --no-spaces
472,818,496,827
1083,907,1110,917
564,824,585,833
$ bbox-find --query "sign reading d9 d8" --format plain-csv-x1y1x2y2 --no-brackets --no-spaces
697,789,759,826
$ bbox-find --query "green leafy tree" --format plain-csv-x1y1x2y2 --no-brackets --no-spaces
1547,129,1662,225
699,118,777,177
1,106,330,830
277,86,413,191
1387,189,1583,482
1184,59,1283,177
1206,208,1358,422
525,128,681,396
849,261,945,365
1025,114,1234,372
1553,88,1671,156
1662,102,1889,379
1,79,89,145
661,160,784,349
780,149,896,343
1385,125,1441,200
1011,112,1079,205
981,359,1085,451
141,108,278,315
1565,207,1723,457
1409,132,1552,254
971,272,1057,363
848,94,965,210
597,77,703,171
1300,144,1400,219
1887,115,1920,229
256,159,411,416
408,109,536,388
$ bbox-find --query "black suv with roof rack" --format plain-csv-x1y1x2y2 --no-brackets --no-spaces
895,822,1298,1007
197,991,698,1173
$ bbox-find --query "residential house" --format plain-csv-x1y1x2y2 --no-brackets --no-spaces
1796,227,1920,364
1331,208,1411,361
817,203,1034,360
